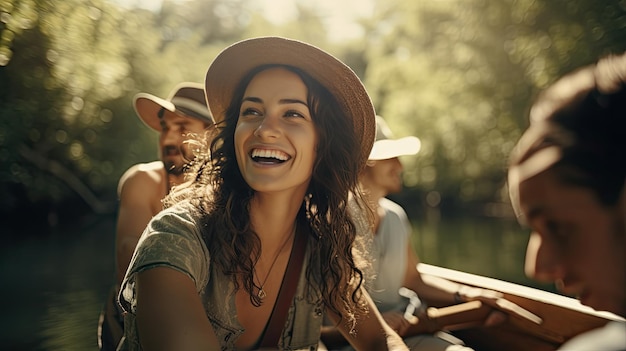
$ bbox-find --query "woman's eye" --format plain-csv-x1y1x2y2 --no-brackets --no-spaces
285,110,305,118
241,108,260,116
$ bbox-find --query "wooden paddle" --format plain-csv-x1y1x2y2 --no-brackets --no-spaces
417,263,624,351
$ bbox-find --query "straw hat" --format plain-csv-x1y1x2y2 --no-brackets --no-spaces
133,82,214,131
368,116,421,161
204,36,376,168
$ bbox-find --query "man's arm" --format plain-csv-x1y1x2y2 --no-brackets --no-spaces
403,238,509,329
403,244,463,307
115,168,164,285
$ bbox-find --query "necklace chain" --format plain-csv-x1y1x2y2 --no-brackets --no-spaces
254,225,296,299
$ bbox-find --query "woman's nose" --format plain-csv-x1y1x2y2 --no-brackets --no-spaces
253,115,281,139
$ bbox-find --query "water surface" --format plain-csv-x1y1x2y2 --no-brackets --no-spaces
0,212,552,350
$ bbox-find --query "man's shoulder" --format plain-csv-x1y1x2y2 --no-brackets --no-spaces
120,161,164,180
126,161,165,174
379,197,407,216
117,161,166,196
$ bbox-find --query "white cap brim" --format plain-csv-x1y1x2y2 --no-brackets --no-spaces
369,136,421,160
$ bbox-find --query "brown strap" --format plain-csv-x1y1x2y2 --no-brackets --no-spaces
258,222,308,348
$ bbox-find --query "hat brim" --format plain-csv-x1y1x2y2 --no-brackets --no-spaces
204,36,376,167
369,136,421,161
133,93,176,131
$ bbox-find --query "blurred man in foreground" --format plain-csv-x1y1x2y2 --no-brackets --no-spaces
508,52,626,350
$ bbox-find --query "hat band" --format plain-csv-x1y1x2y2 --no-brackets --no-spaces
171,97,212,121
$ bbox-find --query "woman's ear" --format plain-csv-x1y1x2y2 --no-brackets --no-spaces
365,160,376,168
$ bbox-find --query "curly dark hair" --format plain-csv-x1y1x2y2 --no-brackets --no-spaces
165,64,369,326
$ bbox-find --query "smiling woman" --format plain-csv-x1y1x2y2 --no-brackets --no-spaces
234,67,318,194
114,36,408,351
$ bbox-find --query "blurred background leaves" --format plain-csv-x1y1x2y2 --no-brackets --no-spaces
1,0,625,240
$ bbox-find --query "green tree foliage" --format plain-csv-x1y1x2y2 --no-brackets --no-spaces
1,0,624,236
361,0,626,209
1,0,144,226
0,0,251,235
0,0,339,236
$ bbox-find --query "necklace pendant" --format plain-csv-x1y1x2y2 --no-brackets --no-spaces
258,288,267,299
